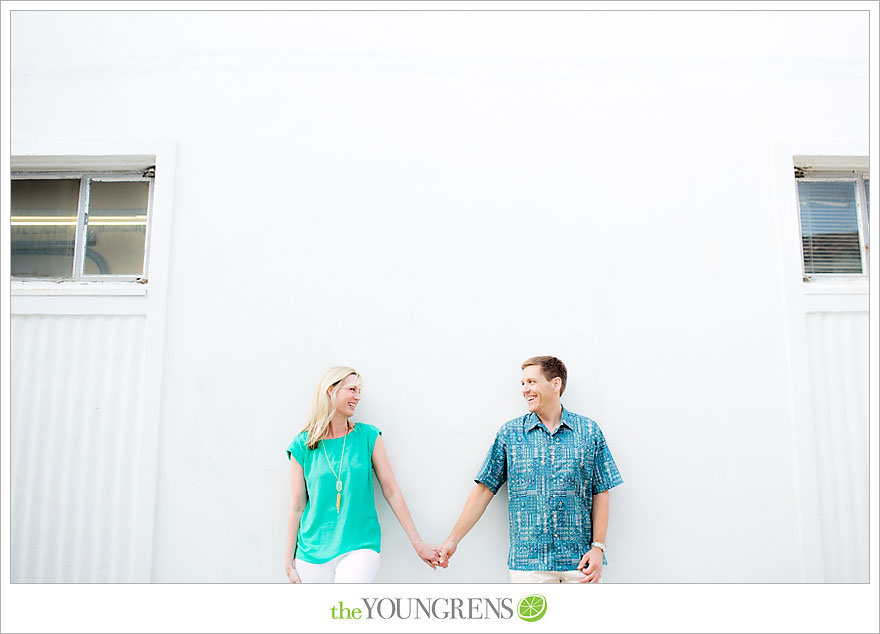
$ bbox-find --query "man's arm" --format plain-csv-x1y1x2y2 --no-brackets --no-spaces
577,490,609,583
438,483,495,566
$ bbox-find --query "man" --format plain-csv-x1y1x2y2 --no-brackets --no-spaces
438,356,623,583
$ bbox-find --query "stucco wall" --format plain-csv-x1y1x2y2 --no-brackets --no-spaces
10,10,869,583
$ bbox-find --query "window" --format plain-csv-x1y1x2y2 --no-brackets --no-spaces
11,167,154,280
795,158,869,279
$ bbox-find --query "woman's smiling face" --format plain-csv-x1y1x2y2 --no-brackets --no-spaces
333,373,362,418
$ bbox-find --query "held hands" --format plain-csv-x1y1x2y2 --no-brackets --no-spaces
576,547,603,583
285,561,301,583
413,539,443,569
437,539,457,568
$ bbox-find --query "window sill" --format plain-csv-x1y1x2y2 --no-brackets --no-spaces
12,280,148,297
802,277,868,295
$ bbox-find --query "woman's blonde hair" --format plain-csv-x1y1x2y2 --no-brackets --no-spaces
302,366,363,449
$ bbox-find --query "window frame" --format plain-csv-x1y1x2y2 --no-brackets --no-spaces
11,169,155,282
794,165,870,283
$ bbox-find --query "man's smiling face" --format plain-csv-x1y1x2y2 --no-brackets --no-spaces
521,364,560,413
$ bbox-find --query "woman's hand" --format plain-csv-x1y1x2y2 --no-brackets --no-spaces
285,561,301,583
412,539,442,569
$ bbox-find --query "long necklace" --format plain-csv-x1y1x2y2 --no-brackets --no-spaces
320,424,349,513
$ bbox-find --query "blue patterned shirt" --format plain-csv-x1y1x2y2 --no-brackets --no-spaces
475,406,623,571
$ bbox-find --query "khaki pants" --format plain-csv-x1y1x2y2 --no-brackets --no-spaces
509,569,597,583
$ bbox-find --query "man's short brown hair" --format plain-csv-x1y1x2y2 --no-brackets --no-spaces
522,356,568,395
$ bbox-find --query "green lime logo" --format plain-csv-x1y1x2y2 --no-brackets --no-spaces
516,594,547,622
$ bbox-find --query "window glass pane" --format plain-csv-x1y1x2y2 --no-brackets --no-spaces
11,179,80,278
84,181,149,275
797,180,862,274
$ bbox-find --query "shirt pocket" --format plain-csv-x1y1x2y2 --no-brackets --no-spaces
550,462,578,493
508,467,536,495
508,445,537,495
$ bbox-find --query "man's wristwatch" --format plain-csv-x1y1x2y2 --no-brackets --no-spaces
591,541,606,552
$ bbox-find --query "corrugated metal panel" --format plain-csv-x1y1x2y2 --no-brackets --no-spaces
805,310,869,583
11,314,146,582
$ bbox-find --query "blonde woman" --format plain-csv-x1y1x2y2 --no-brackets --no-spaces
284,366,440,583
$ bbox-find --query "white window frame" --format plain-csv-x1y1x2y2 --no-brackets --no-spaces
11,167,155,283
793,156,869,283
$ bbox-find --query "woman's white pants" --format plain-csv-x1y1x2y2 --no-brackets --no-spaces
295,549,380,583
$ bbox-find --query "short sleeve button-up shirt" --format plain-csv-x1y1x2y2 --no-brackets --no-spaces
475,406,623,571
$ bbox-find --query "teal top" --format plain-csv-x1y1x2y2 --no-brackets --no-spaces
287,423,382,564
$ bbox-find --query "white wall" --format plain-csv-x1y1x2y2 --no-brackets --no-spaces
10,10,869,582
10,314,147,582
805,310,870,582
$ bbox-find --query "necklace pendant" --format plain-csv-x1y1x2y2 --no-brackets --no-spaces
336,492,341,513
336,480,342,493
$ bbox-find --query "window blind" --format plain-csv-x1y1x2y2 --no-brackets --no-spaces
796,180,863,275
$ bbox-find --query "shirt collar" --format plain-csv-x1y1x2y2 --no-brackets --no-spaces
524,405,575,434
